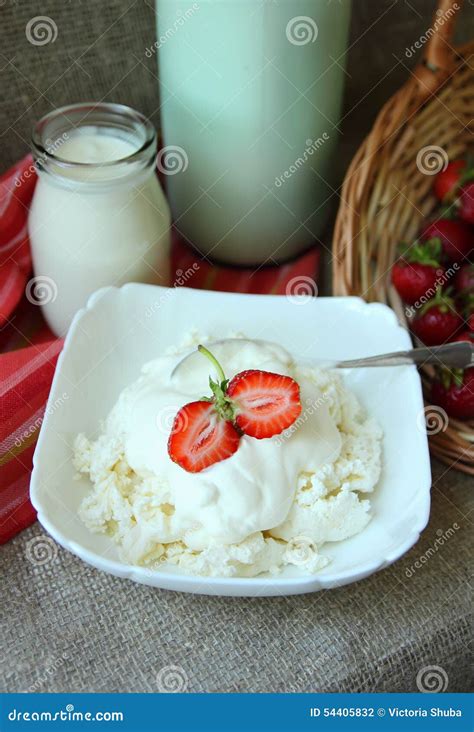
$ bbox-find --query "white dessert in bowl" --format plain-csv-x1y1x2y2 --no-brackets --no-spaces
74,335,382,578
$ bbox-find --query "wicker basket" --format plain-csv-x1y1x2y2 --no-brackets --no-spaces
333,0,474,473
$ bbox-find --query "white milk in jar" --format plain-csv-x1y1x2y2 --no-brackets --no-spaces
28,103,171,336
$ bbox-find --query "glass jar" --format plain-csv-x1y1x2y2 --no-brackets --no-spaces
156,0,351,265
28,102,171,336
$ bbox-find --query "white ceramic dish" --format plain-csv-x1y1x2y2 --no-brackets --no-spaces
30,285,431,597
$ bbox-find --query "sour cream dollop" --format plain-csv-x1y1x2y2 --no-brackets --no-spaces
106,339,341,550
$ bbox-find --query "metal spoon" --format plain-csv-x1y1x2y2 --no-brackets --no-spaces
171,339,473,378
330,342,473,369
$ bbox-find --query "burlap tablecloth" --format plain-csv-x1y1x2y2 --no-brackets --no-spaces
1,458,472,693
1,0,473,693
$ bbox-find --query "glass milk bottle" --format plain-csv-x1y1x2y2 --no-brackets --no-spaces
156,0,351,265
28,103,171,336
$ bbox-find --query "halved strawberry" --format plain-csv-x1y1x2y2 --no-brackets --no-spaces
226,369,302,439
168,400,240,473
167,346,304,471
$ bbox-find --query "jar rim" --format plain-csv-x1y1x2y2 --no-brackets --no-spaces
31,102,156,171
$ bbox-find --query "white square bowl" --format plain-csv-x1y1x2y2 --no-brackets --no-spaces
30,285,431,596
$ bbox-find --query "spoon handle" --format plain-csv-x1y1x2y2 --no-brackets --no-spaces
336,342,473,369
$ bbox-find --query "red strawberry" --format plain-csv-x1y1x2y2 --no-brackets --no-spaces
451,331,474,344
431,369,474,421
433,160,467,202
226,369,302,439
168,401,240,473
453,268,474,331
167,345,303,472
458,181,474,225
391,239,444,304
391,262,443,304
454,263,474,294
411,288,463,345
421,219,473,263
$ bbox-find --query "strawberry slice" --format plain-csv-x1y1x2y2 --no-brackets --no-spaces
167,346,303,472
227,369,302,439
168,401,240,473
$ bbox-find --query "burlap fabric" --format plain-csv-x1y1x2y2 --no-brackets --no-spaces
1,459,472,693
1,0,473,693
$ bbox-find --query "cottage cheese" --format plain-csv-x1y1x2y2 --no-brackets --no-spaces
74,335,382,577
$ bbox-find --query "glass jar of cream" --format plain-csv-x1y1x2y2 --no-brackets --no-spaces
28,102,171,336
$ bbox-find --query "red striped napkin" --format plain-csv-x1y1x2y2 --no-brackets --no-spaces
0,155,320,543
0,156,35,325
